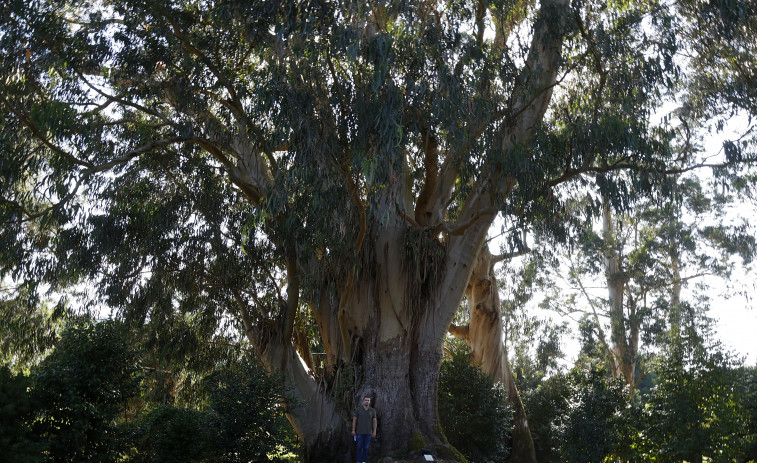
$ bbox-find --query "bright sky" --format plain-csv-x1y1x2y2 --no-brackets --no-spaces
714,293,757,365
698,112,757,365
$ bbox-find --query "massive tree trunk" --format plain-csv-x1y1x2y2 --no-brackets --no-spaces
245,209,489,461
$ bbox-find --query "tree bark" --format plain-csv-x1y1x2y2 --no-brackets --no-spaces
246,212,472,461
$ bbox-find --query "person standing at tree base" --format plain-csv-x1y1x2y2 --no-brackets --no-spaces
352,394,377,463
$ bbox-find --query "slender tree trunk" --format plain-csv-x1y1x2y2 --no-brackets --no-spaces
602,199,639,394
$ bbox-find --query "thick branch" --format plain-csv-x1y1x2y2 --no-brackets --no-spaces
547,155,757,190
508,0,569,136
165,17,280,178
414,128,440,226
281,251,300,351
448,324,470,340
442,207,500,237
85,136,190,175
0,95,94,169
491,247,531,264
192,138,263,203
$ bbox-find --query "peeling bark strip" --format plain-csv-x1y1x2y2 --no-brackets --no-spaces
451,246,538,462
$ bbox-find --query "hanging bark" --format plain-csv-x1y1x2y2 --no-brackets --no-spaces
450,246,537,463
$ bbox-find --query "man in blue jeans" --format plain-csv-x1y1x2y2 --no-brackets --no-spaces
352,395,377,463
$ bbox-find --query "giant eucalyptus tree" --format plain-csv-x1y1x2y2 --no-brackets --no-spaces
2,0,753,460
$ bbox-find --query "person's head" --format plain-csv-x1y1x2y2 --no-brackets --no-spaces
363,395,371,407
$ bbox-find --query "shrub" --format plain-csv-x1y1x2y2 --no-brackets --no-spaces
0,366,45,463
557,364,631,463
206,356,298,462
439,342,512,463
32,320,140,462
127,405,215,463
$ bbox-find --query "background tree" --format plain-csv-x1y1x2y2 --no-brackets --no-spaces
550,174,755,394
501,252,568,392
639,301,750,462
0,285,65,370
529,0,757,396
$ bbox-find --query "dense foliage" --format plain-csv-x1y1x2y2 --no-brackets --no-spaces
556,365,632,462
639,302,755,461
205,358,298,463
516,296,757,463
439,342,512,463
0,320,297,463
0,366,45,463
125,355,298,463
32,321,141,462
128,406,216,463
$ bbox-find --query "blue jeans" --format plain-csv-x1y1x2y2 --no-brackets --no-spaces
356,434,371,462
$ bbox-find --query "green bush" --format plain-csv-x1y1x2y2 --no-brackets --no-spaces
743,366,757,461
439,342,512,463
520,373,571,463
521,364,633,463
125,355,297,463
205,356,298,462
640,344,754,462
127,405,215,463
557,364,631,463
3,319,297,462
0,366,45,463
32,320,140,462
